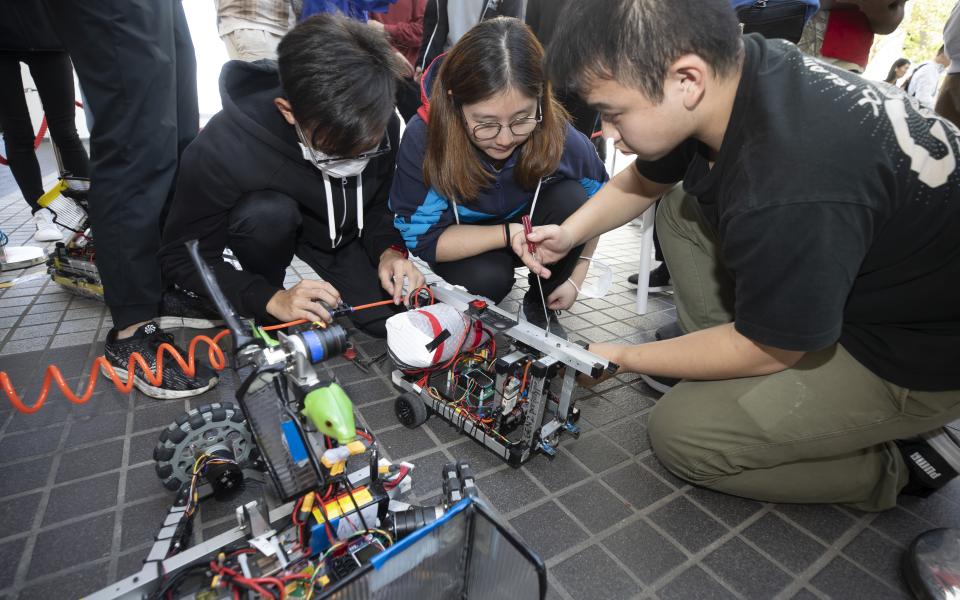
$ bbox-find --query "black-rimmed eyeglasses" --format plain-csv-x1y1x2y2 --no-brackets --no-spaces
295,122,391,166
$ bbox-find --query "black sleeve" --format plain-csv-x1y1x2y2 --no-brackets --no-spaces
499,0,523,18
159,144,282,323
633,139,698,185
416,0,443,71
524,0,541,34
360,115,404,264
723,201,876,351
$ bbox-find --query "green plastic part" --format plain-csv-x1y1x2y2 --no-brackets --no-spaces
302,383,356,443
253,325,279,347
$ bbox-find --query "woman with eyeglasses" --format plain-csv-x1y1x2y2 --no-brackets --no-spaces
391,17,607,336
159,14,424,338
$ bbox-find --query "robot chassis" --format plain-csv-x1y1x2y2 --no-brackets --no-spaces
88,245,476,600
392,282,619,467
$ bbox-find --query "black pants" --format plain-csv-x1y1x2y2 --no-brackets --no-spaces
42,0,199,330
0,50,89,212
228,192,402,338
431,179,589,303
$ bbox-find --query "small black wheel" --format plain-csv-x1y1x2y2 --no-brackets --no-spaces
395,393,428,428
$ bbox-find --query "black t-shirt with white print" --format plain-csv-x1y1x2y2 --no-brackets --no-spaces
635,34,960,391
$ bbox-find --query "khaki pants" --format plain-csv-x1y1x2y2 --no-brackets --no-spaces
221,28,284,62
648,187,960,511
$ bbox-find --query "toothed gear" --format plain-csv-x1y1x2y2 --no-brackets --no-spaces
153,402,259,491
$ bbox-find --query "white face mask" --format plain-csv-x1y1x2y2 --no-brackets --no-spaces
568,257,613,299
298,142,371,178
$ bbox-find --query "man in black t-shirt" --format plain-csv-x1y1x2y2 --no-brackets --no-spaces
513,0,960,512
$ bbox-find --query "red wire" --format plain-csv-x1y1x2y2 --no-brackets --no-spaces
383,465,410,490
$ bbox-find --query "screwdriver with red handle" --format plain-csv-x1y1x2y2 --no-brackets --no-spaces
521,215,536,255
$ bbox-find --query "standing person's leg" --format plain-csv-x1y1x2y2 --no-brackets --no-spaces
42,0,184,330
0,53,46,211
298,242,404,338
25,51,89,179
161,1,199,228
42,0,215,399
654,184,735,334
648,344,960,511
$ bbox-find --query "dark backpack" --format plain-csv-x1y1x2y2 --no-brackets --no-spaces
732,0,820,44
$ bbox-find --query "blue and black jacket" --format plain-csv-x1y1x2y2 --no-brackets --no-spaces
389,72,608,264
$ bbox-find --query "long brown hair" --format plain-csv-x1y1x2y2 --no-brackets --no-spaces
424,17,569,203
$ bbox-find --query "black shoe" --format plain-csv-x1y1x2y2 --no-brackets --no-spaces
158,287,225,330
521,294,567,339
655,321,684,341
103,321,219,400
640,373,679,394
898,428,960,497
627,263,672,291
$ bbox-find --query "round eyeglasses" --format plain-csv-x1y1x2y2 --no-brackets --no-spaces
468,98,543,141
471,115,542,141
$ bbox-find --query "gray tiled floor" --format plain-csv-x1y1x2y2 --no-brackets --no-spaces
0,155,954,600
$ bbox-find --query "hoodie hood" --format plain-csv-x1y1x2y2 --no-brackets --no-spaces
219,59,305,162
417,53,445,123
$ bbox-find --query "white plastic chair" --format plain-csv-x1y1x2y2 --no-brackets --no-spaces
603,139,656,314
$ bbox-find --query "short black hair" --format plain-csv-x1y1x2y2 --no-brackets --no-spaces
278,13,403,155
546,0,742,103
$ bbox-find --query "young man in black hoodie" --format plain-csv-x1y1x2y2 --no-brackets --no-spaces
160,14,424,338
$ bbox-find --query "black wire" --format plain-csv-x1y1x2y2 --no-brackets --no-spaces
148,562,208,600
342,477,370,533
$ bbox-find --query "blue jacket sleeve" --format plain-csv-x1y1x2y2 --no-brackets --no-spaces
562,123,609,197
389,117,455,265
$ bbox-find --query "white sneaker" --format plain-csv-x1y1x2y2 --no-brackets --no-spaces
33,208,62,242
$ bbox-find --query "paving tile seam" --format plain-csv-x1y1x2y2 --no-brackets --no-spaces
9,411,73,592
0,556,112,596
786,515,905,599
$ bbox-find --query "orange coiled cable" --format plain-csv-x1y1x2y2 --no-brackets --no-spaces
0,319,314,415
1,297,405,415
1,329,231,415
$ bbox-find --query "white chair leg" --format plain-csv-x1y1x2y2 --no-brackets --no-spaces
635,204,656,314
604,138,617,177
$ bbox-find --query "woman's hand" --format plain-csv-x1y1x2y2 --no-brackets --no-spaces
378,248,426,303
547,279,579,310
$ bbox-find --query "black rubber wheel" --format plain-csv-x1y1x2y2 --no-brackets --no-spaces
395,393,428,428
